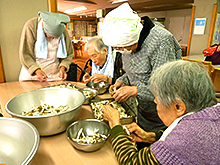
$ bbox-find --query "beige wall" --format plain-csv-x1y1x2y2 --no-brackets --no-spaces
190,0,217,55
139,0,218,56
139,9,192,46
0,0,48,82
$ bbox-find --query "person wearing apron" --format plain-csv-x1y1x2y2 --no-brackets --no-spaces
102,3,182,149
82,36,125,85
19,11,74,82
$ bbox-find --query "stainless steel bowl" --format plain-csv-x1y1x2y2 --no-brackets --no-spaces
66,119,110,152
5,88,85,136
86,81,110,94
0,117,40,165
79,88,98,105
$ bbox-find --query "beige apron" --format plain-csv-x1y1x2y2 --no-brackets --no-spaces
19,37,61,81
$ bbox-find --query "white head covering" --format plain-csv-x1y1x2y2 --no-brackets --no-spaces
102,3,143,47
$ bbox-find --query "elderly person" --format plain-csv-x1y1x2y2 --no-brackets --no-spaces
103,60,219,164
19,11,74,82
83,36,125,85
102,3,182,149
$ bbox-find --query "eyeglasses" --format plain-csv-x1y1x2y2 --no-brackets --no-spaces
88,53,98,59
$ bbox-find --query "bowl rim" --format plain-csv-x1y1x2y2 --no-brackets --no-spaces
0,117,40,164
79,87,98,92
79,88,98,98
86,82,109,95
5,88,85,119
66,118,110,146
86,81,110,89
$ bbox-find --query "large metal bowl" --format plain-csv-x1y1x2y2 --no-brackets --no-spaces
0,117,40,165
86,81,110,95
79,88,98,105
66,119,110,152
5,88,85,136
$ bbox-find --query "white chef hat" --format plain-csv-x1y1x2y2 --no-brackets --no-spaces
39,11,70,38
102,3,143,47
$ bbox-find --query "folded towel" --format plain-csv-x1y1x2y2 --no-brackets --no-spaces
36,20,67,59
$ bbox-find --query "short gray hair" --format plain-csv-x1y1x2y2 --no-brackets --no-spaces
149,60,217,113
85,36,108,54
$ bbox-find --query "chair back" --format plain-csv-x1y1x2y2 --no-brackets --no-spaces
182,57,214,76
79,59,92,82
67,62,83,82
211,67,220,92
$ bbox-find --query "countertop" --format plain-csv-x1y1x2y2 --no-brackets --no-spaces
0,81,118,165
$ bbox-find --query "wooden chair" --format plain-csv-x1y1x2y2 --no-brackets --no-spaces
182,57,220,99
211,67,220,92
73,41,83,57
182,57,214,76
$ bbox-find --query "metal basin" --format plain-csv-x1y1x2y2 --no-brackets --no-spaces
86,81,110,95
66,119,110,152
0,117,40,165
79,88,98,105
5,88,85,136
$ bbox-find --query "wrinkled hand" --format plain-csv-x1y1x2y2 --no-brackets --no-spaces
59,66,67,80
126,123,156,143
103,104,120,129
109,85,116,96
90,74,106,83
35,69,47,82
109,81,125,95
112,86,137,102
83,73,91,83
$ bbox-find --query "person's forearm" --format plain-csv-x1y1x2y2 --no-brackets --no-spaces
142,132,156,143
60,66,66,71
116,73,129,85
143,130,164,143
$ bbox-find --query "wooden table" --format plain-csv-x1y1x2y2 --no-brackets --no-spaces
0,81,118,165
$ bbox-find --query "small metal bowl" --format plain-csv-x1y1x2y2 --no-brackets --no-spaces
86,81,110,95
66,119,110,152
0,117,40,165
79,88,98,105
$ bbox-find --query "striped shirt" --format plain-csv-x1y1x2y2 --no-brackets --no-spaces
110,125,160,165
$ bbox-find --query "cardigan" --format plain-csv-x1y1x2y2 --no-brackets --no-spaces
151,105,220,165
19,17,74,76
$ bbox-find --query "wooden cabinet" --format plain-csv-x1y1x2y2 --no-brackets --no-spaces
0,46,5,83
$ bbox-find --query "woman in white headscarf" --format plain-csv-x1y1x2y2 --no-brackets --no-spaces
102,3,182,149
19,11,74,82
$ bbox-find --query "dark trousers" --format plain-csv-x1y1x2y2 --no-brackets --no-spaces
136,101,167,150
